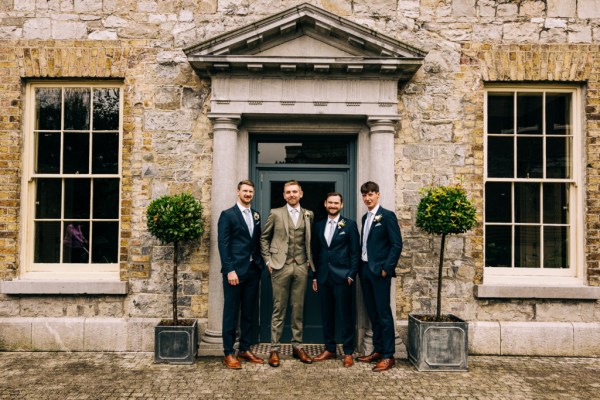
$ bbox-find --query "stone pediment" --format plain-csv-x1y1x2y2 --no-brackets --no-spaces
184,3,426,80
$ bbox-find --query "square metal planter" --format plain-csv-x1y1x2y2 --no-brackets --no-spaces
408,314,468,372
154,319,198,364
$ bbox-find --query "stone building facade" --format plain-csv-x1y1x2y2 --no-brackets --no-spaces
1,0,600,356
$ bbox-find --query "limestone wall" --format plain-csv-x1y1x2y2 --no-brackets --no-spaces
1,0,600,325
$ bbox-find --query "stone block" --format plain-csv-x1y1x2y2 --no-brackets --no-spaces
22,18,51,39
51,21,87,39
32,318,84,351
568,25,592,43
573,323,600,356
452,0,476,17
578,0,600,19
354,0,397,14
0,296,20,317
469,321,500,355
84,318,128,351
0,318,32,351
497,3,518,17
548,0,575,17
74,0,102,12
127,318,160,352
144,110,194,131
500,322,573,356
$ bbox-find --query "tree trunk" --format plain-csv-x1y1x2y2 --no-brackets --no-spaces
173,241,179,325
436,233,446,320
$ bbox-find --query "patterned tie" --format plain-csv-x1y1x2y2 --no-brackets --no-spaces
326,219,336,246
362,212,373,261
243,208,254,237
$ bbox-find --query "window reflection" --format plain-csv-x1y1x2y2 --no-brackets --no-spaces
258,142,348,164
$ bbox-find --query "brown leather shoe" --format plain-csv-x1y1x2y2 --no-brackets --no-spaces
313,350,337,362
356,352,383,363
372,357,395,372
292,347,313,364
224,354,242,369
268,351,280,368
238,350,264,364
342,355,354,367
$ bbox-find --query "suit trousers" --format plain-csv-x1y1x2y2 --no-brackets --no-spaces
270,262,308,350
319,274,355,355
359,263,395,358
222,264,261,356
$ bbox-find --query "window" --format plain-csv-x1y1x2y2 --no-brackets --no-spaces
484,87,582,284
23,83,122,277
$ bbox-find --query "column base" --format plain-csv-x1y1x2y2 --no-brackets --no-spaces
198,329,224,356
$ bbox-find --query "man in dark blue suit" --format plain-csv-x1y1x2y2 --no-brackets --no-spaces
311,192,360,367
356,181,402,372
218,180,265,369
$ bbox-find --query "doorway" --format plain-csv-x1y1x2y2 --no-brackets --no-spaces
251,136,356,343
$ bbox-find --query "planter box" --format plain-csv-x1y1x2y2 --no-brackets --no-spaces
154,319,198,364
408,314,468,372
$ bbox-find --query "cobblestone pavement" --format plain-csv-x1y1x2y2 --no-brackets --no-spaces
1,352,599,400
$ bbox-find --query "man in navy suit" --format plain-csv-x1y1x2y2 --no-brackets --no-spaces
311,192,360,367
356,181,402,372
218,180,265,369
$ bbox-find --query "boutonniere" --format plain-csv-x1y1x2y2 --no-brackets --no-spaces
253,212,260,221
337,219,346,229
303,210,312,219
374,214,383,223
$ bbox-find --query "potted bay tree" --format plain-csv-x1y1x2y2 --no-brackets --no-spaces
408,183,477,371
146,192,204,364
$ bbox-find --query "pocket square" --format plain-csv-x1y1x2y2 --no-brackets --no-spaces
374,223,382,227
339,231,346,235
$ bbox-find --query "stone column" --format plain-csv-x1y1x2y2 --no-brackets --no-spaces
198,114,240,356
361,118,404,357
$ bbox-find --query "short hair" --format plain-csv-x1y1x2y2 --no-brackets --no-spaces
283,180,302,191
325,192,343,203
237,179,255,190
360,181,379,194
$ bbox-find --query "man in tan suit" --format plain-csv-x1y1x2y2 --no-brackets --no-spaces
260,180,315,367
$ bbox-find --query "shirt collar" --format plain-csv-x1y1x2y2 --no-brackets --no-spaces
287,204,301,213
368,205,380,216
237,203,251,213
327,215,341,224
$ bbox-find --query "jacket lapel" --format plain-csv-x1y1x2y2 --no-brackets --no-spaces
234,205,252,237
280,206,289,235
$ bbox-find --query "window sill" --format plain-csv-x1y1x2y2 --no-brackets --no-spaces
0,280,128,295
474,284,600,300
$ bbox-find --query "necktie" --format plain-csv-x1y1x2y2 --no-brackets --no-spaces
362,212,373,260
243,209,254,236
291,208,299,226
326,220,336,246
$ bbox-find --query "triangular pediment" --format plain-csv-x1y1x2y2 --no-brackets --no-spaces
184,3,426,80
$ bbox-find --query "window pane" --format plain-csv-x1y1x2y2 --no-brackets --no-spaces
487,93,514,134
517,137,542,178
92,133,119,174
35,178,61,219
93,178,119,219
34,222,61,263
35,88,61,130
64,88,90,130
485,225,511,267
515,225,540,268
487,137,513,177
64,179,90,219
63,133,89,174
543,183,568,224
546,93,571,135
485,182,511,222
93,88,120,130
63,222,89,263
515,183,540,223
517,93,542,134
35,132,60,173
544,226,569,269
257,142,348,164
546,137,571,179
92,222,119,263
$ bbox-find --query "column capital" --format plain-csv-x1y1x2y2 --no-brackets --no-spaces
366,118,398,134
207,113,241,125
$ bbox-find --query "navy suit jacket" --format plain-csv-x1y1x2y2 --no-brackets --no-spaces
312,215,360,285
361,207,402,277
217,205,265,277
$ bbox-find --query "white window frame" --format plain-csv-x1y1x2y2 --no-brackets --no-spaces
483,85,584,286
20,81,123,281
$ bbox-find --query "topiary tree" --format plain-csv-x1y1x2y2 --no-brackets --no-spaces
416,184,477,320
146,192,204,325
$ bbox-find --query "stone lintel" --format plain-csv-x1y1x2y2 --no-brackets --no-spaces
474,284,600,300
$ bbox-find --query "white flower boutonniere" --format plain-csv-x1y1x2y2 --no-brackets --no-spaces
253,212,260,221
337,219,346,229
374,214,383,223
303,210,312,219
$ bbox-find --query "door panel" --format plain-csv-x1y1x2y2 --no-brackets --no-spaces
257,170,352,343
